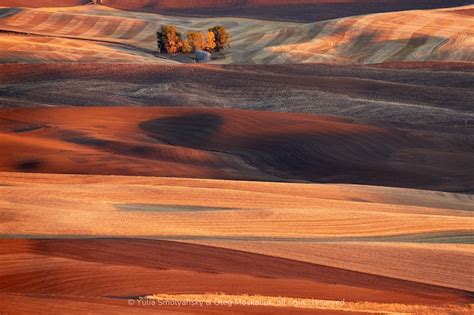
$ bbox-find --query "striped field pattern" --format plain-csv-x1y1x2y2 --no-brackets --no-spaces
262,6,474,64
0,3,473,314
0,171,473,313
0,34,160,63
0,4,473,64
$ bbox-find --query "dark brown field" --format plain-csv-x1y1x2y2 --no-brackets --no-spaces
1,106,473,192
0,238,472,314
3,0,473,22
1,63,473,125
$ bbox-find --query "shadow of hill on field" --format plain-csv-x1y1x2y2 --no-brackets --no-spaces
1,107,472,192
140,113,223,147
0,238,470,305
138,110,474,190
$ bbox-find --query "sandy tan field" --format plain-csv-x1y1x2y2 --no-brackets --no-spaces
0,172,472,313
263,6,474,64
0,106,472,192
0,4,473,64
0,33,168,63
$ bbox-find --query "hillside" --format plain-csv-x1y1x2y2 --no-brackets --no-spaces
3,0,473,22
1,63,473,126
1,106,473,192
0,5,473,64
0,172,472,313
0,2,473,314
262,6,474,64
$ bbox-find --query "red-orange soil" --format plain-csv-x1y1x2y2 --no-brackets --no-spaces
0,106,472,191
0,238,472,313
3,171,473,313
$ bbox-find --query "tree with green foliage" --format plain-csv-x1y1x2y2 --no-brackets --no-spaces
208,26,230,52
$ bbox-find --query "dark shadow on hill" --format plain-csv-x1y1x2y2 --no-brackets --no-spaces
24,238,472,302
16,159,43,171
138,112,474,190
139,113,224,147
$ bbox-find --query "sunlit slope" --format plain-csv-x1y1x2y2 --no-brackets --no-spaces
0,171,473,293
259,6,474,64
0,34,167,63
0,238,472,314
0,5,472,64
0,6,176,63
0,0,86,7
0,5,296,64
1,107,473,191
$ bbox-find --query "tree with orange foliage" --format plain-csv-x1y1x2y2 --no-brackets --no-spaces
206,31,216,52
157,25,182,54
157,25,230,54
209,26,230,52
187,31,206,52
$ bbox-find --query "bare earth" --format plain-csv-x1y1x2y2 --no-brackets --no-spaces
0,1,473,314
0,4,473,64
0,172,473,313
1,106,473,192
1,63,473,125
3,0,473,22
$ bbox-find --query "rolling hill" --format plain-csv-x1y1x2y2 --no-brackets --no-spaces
0,4,473,64
1,63,473,127
0,106,472,192
0,1,473,314
3,0,473,22
0,172,472,313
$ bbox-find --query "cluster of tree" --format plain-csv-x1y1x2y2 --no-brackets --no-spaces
157,25,230,54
